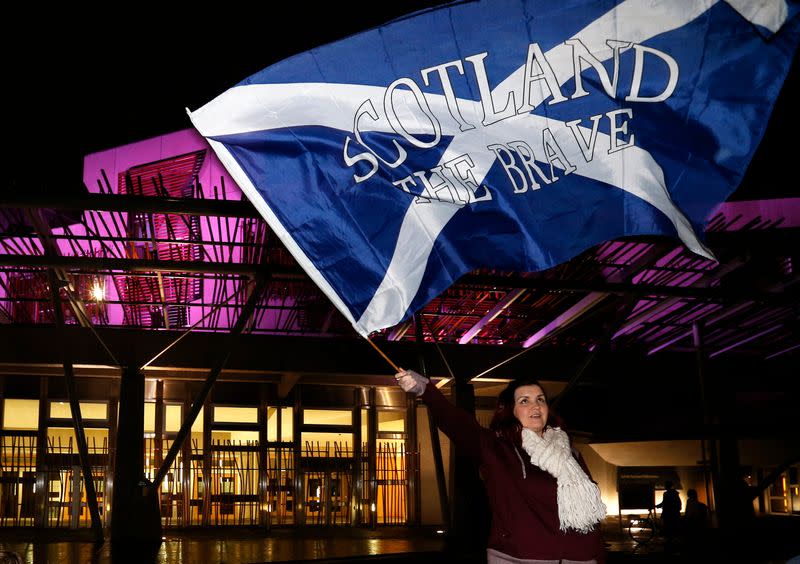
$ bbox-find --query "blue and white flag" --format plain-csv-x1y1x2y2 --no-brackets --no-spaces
190,0,800,336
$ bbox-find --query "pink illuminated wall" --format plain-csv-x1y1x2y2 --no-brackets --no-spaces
83,128,240,199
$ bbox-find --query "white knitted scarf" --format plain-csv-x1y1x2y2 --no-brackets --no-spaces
521,427,606,533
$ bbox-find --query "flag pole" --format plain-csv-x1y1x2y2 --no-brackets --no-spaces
365,337,401,372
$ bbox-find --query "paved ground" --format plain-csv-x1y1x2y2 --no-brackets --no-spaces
1,516,798,563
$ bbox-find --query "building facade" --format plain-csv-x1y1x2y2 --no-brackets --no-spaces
1,128,797,535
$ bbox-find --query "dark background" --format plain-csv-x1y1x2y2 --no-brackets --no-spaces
4,5,797,201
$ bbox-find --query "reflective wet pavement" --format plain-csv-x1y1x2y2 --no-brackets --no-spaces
2,517,799,563
4,530,448,564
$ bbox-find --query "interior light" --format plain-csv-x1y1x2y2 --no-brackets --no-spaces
91,281,105,302
371,503,376,512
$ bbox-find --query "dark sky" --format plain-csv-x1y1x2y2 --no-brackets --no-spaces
5,5,797,201
5,4,447,194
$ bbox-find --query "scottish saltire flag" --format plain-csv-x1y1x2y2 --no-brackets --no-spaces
190,0,800,336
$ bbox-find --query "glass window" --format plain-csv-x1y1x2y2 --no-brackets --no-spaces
144,402,156,433
165,404,182,433
214,406,258,424
281,407,293,442
267,407,278,442
50,401,107,420
48,427,77,451
211,430,259,445
378,411,404,432
3,399,39,430
193,407,204,432
47,427,108,453
303,409,352,426
361,409,368,443
190,406,204,450
301,432,353,456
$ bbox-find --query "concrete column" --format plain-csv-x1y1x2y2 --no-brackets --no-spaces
352,389,363,527
293,387,304,526
34,377,49,528
450,377,489,549
406,391,420,525
202,396,212,526
110,366,160,544
258,384,270,529
368,387,378,528
180,389,192,527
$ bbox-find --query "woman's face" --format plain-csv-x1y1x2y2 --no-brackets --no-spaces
513,384,548,436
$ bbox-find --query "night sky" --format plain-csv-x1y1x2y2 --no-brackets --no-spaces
5,3,447,194
5,4,797,201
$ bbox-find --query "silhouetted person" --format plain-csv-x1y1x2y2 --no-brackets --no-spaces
683,489,709,558
684,489,708,529
717,474,759,560
724,474,757,537
656,481,681,551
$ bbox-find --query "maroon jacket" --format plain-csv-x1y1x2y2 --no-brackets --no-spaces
422,384,605,562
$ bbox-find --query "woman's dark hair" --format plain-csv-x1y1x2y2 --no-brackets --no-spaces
489,377,556,445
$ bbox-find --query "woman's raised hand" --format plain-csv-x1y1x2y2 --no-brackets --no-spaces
394,369,428,396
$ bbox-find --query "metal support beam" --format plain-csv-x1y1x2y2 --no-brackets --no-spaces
25,208,121,370
6,195,797,229
612,259,746,340
257,384,270,529
406,387,420,525
523,291,608,349
47,270,103,540
522,244,670,348
202,398,212,526
387,320,412,341
693,322,720,517
180,389,192,527
0,254,794,304
352,390,363,527
34,378,49,529
152,276,267,488
154,380,164,472
414,316,450,528
106,395,118,528
2,193,260,218
293,388,303,526
648,301,754,355
367,387,378,529
709,324,783,358
459,288,526,344
0,253,283,277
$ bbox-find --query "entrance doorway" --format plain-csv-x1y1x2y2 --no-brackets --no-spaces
302,467,352,525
